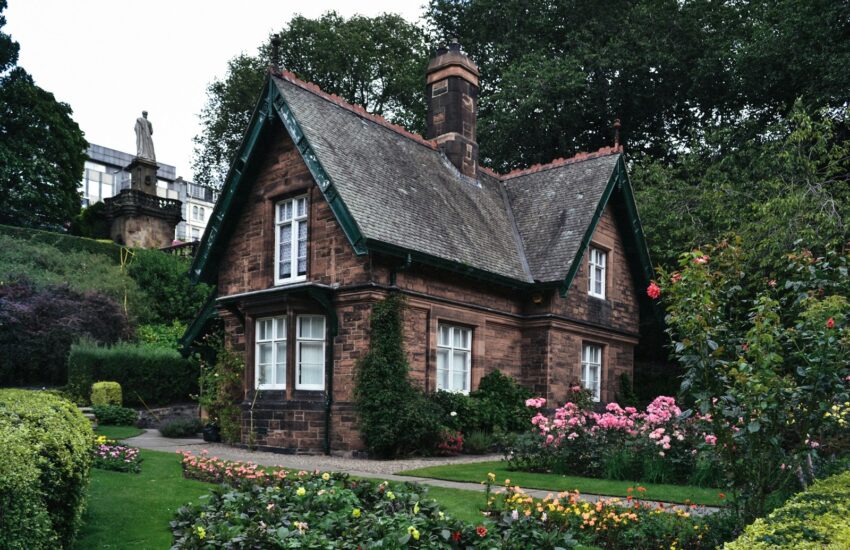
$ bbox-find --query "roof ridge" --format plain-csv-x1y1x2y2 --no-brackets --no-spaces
275,70,437,151
498,146,623,181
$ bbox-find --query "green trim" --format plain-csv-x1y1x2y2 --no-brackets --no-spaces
559,156,654,297
179,290,219,354
189,80,274,284
367,238,533,290
270,84,368,256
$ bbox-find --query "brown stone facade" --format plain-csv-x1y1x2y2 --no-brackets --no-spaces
217,129,642,455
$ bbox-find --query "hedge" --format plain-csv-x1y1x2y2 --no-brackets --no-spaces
91,381,122,406
0,223,122,261
68,341,198,407
0,389,93,549
725,471,850,549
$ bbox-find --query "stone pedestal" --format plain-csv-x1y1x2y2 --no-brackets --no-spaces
126,157,159,194
104,188,182,248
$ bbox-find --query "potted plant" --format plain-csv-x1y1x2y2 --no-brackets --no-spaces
202,419,221,442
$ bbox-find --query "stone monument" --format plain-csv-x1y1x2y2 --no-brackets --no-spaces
104,111,182,248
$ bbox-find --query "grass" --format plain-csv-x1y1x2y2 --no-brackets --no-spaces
398,460,726,507
74,449,209,549
95,425,145,440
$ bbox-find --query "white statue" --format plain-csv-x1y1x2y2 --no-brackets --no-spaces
134,111,156,161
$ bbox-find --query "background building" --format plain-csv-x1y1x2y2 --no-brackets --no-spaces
80,144,218,242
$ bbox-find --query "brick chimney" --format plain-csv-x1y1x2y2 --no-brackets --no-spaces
426,39,480,178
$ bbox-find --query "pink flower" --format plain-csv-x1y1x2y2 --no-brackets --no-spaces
525,397,547,409
693,255,709,264
646,281,661,300
670,272,682,284
705,434,717,445
827,317,835,329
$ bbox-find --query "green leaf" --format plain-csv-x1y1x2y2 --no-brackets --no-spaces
748,420,761,433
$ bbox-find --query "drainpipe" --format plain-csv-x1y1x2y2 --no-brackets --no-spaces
324,325,335,455
389,253,413,287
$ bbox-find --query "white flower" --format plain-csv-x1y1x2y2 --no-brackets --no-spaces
450,411,457,417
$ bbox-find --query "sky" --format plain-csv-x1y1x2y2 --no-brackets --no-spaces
5,0,425,178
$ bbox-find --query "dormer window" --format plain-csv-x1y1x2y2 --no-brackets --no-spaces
275,196,308,285
588,247,606,299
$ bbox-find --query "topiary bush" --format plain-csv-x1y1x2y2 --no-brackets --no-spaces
0,280,131,386
68,341,198,407
90,381,122,406
91,405,138,426
0,389,93,548
354,294,441,457
725,471,850,549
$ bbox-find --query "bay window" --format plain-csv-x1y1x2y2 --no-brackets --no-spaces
296,315,325,390
255,316,286,389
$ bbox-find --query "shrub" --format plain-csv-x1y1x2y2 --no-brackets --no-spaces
0,389,93,548
127,249,212,324
355,295,441,457
158,418,203,438
136,320,187,348
68,341,198,407
0,281,131,386
90,381,122,406
726,471,850,549
463,430,493,455
91,405,138,426
196,333,244,444
470,369,533,433
428,389,480,433
68,201,110,240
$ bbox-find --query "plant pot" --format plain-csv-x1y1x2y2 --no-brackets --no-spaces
202,424,221,443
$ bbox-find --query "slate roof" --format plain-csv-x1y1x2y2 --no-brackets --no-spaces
271,73,623,285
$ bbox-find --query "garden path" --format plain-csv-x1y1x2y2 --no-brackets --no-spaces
130,430,719,515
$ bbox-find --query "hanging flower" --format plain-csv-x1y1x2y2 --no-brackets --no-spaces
646,281,661,300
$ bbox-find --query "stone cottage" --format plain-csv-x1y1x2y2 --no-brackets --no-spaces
186,42,656,454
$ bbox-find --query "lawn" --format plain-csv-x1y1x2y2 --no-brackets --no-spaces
398,460,726,507
95,424,145,440
74,449,210,549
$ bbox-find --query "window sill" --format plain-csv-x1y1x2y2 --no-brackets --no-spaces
274,275,307,287
588,293,607,302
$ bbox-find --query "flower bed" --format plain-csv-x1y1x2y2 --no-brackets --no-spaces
173,451,734,548
508,393,723,486
92,435,142,473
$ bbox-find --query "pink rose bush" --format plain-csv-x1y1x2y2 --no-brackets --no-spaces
508,395,722,486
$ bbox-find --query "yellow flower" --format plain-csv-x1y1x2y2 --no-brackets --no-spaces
352,508,361,518
386,491,395,500
413,502,420,514
195,526,206,540
487,472,496,482
322,472,330,481
296,487,306,497
408,526,420,540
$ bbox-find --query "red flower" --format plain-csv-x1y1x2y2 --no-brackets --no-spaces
451,531,462,542
741,343,749,352
827,317,835,329
646,282,661,300
476,526,488,537
718,493,726,500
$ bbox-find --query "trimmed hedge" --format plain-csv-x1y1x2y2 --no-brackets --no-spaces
68,342,198,407
0,389,93,549
725,471,850,549
91,381,122,406
0,223,122,261
92,405,138,426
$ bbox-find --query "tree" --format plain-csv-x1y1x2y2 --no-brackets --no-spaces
0,0,87,229
193,12,428,188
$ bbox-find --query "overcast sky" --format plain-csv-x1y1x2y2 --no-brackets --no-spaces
5,0,425,178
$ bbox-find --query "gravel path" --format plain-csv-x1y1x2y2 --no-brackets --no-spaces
128,429,719,515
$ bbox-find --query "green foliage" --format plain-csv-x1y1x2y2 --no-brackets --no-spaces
90,381,122,406
158,418,203,438
196,332,244,444
658,243,850,521
91,405,137,426
68,201,110,240
0,223,121,260
192,12,427,187
726,471,850,549
68,342,198,407
136,321,188,348
0,389,93,548
355,294,441,457
462,431,493,455
470,370,534,433
0,281,131,386
127,249,211,324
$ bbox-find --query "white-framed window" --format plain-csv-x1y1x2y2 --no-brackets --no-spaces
296,315,325,390
581,344,602,402
436,324,472,393
255,316,287,389
191,205,206,222
588,247,607,299
190,227,200,241
275,196,308,285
